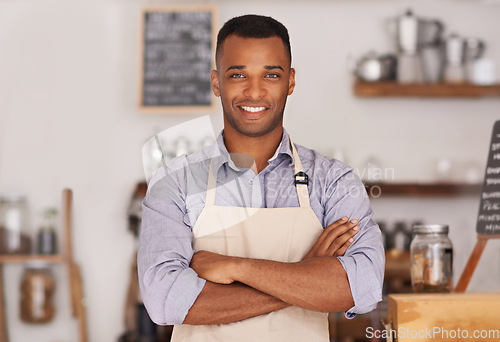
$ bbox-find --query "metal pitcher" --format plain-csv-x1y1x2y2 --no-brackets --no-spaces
390,9,444,55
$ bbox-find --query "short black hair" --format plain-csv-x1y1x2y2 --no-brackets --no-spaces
215,14,291,66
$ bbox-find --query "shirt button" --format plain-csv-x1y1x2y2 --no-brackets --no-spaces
249,179,253,185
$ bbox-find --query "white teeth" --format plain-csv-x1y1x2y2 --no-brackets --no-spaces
241,106,266,113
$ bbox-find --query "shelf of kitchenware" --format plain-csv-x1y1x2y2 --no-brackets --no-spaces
365,182,482,197
354,81,500,98
0,189,87,342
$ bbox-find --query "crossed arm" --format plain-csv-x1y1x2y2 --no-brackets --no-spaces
183,217,360,325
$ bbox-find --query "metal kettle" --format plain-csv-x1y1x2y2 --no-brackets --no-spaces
348,51,397,82
392,9,444,55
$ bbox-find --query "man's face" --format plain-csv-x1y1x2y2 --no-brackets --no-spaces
211,35,295,138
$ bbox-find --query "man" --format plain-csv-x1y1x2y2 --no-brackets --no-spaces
138,14,384,341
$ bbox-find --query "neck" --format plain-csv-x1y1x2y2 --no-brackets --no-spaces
223,127,283,174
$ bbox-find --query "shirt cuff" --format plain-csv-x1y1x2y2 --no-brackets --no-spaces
165,267,206,325
337,255,382,319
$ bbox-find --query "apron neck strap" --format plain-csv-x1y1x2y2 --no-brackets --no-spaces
205,136,311,208
206,158,217,206
289,138,311,208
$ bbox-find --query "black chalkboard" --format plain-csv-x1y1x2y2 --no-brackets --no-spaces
476,120,500,235
139,7,217,112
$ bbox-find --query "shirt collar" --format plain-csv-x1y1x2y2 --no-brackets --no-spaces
211,128,295,173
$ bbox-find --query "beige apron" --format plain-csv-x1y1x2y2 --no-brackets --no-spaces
172,140,329,342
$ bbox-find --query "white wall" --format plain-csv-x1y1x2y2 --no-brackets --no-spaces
0,0,499,341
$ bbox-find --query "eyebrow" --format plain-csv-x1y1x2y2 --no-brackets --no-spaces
265,65,284,71
226,65,285,72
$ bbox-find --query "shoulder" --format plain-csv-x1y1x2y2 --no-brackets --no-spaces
294,143,368,204
294,143,354,183
147,144,215,198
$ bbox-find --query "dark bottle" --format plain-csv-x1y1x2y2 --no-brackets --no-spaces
36,208,58,255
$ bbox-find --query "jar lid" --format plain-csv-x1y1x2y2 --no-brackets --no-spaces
413,224,449,234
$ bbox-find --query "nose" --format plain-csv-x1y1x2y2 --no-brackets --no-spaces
243,77,266,99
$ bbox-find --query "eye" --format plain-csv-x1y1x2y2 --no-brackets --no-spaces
229,73,245,79
265,73,281,79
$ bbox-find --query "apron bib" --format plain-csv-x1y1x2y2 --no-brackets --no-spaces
172,140,329,342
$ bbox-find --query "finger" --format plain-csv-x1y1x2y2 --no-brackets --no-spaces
317,217,351,244
323,216,350,232
313,219,358,257
333,237,355,257
312,217,348,249
313,226,356,259
306,218,359,259
321,219,359,246
326,225,359,255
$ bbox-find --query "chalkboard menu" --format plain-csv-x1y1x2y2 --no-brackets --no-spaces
139,6,217,112
477,120,500,235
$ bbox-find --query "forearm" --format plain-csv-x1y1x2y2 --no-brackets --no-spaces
233,256,354,312
183,280,290,325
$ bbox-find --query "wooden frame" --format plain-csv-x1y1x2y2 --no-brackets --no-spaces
138,5,218,114
455,120,500,292
455,234,500,292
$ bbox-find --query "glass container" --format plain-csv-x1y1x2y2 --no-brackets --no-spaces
410,224,453,293
37,208,58,255
19,261,56,323
0,195,31,254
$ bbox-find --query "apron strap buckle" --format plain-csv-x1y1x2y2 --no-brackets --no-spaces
294,171,308,186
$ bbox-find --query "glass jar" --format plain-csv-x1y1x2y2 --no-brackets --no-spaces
19,262,56,323
0,195,32,254
37,208,58,255
410,224,453,293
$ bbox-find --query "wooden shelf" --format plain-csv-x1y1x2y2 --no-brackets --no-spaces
0,254,65,264
365,182,482,197
0,189,87,342
354,81,500,98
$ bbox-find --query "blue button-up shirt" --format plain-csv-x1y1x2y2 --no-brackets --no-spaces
138,129,385,325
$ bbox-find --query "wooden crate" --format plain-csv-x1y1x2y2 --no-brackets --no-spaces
387,293,500,342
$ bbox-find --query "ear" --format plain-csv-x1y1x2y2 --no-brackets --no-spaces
288,68,296,95
210,70,221,97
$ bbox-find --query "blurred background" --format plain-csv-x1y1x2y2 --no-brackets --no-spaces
0,0,499,341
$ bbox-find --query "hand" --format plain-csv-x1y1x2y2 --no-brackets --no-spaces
303,217,360,259
191,250,238,284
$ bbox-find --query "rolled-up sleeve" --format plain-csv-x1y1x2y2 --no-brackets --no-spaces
137,167,206,325
323,167,385,318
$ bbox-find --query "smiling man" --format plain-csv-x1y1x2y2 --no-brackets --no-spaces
138,15,384,341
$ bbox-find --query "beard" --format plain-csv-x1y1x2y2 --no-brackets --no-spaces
223,109,284,138
222,95,288,138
